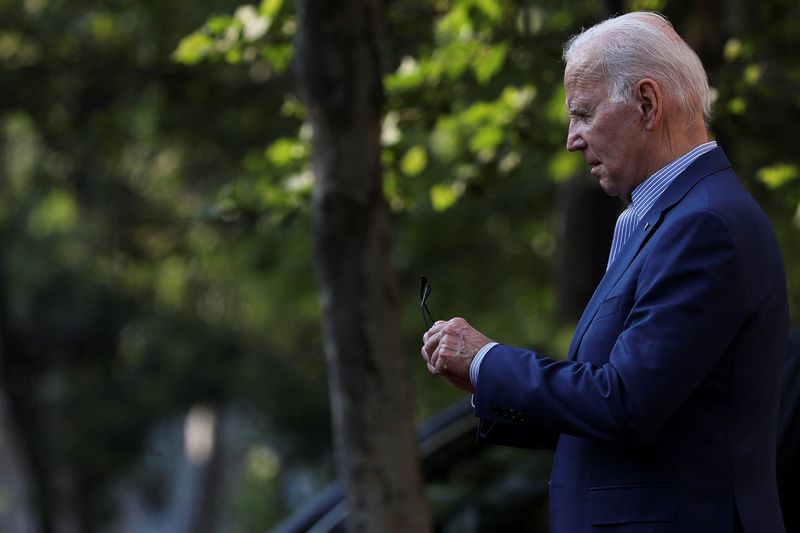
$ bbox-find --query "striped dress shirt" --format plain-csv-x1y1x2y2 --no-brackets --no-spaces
607,141,718,269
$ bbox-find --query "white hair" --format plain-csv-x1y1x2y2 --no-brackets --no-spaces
563,12,711,126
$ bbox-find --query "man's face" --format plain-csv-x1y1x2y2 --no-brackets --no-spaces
564,63,647,201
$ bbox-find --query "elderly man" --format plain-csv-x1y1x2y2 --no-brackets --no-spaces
422,11,788,532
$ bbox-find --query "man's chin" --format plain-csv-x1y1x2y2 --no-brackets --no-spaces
596,177,616,197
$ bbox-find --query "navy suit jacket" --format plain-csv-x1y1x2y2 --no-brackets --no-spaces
473,148,789,532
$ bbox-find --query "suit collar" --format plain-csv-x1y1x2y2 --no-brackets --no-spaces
566,146,732,360
641,146,731,227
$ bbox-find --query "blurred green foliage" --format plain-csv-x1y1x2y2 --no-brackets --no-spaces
1,0,799,530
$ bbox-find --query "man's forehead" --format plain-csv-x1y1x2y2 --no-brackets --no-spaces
565,45,605,82
564,63,606,103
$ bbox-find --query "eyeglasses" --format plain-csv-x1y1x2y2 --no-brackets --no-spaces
420,275,434,329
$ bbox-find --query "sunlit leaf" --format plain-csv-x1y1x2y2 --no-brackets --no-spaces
471,0,503,21
630,0,666,10
549,151,583,182
262,43,294,72
280,95,307,119
91,12,116,43
498,151,521,175
469,125,503,152
727,97,746,115
401,146,429,176
723,38,743,62
266,138,308,167
207,15,235,34
235,5,271,41
501,85,537,111
173,32,213,64
260,0,283,17
546,85,568,123
744,64,761,85
430,182,465,211
431,117,461,161
155,257,188,309
436,6,472,42
757,164,799,188
225,47,243,64
438,41,477,80
27,189,78,238
472,43,508,83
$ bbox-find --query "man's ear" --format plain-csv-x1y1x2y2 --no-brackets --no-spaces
635,78,662,130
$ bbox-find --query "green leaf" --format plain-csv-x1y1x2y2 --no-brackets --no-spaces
436,6,472,42
723,38,743,62
430,182,464,211
27,189,78,238
757,164,799,188
472,43,508,84
90,12,116,43
259,0,284,18
400,146,428,176
501,85,537,111
262,43,294,73
266,138,307,167
743,64,761,85
155,256,189,309
207,15,235,34
225,47,243,64
727,97,746,115
385,56,426,91
630,0,666,10
173,32,213,64
431,117,462,161
549,151,583,182
469,125,503,152
437,41,478,80
471,0,503,21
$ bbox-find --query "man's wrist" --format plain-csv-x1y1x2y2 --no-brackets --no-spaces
470,342,498,387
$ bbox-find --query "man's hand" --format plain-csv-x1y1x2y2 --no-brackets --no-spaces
421,317,492,393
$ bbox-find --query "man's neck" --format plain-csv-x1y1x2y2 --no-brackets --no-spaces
646,120,708,180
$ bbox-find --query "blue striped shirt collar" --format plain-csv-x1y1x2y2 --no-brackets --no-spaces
630,141,718,221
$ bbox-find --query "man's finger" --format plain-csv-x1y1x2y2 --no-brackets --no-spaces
422,322,444,344
429,343,441,369
422,330,443,356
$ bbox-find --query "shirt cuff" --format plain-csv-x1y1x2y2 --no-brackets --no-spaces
470,342,498,387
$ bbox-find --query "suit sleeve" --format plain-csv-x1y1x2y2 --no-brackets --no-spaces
474,209,746,444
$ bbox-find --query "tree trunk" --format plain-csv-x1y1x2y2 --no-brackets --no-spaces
0,123,51,533
296,1,431,532
0,392,37,533
554,175,618,323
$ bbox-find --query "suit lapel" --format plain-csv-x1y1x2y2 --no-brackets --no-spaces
566,147,733,361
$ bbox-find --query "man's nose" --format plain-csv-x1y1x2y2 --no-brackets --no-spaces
566,130,587,152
